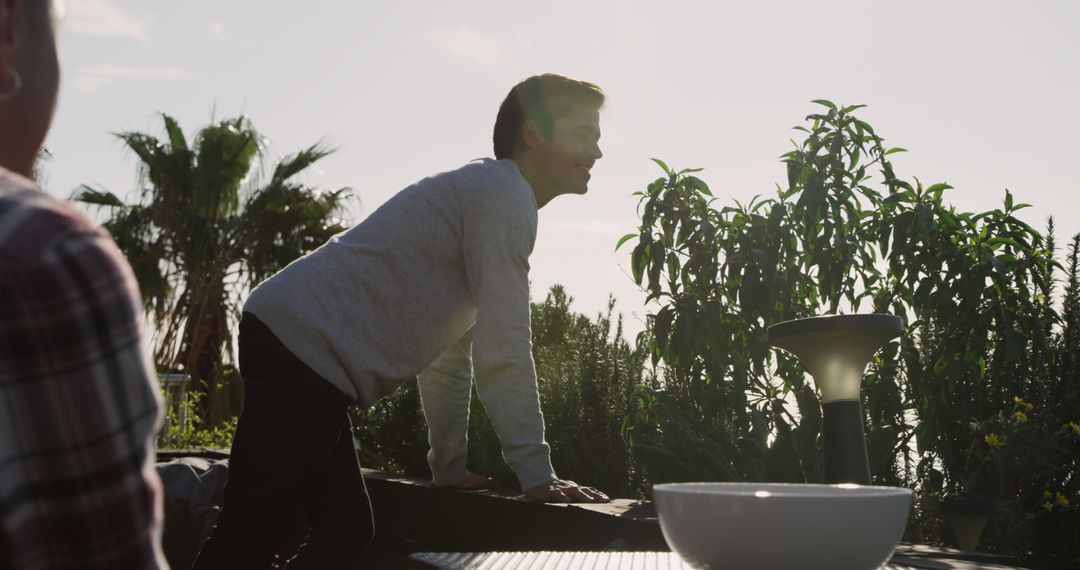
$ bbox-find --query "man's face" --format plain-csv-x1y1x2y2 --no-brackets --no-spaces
535,104,603,196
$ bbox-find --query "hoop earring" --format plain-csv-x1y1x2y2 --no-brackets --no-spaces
0,69,22,102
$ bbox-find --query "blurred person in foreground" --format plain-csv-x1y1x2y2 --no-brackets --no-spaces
193,74,608,569
0,0,167,568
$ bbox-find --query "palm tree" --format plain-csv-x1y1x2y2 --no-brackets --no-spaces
74,114,352,422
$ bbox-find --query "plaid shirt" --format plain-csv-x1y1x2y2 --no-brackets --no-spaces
0,170,167,569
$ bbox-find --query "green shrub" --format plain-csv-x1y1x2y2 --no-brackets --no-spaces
157,388,237,450
620,100,1079,566
350,378,430,475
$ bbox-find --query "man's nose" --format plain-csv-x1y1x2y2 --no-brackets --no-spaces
589,141,603,160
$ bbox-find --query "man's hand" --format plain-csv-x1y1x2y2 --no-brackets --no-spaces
524,479,610,503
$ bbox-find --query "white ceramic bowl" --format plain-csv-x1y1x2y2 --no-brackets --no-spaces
653,482,912,570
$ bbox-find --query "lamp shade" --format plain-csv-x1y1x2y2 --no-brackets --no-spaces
768,314,904,403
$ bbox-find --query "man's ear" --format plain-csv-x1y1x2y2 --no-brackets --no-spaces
520,119,544,152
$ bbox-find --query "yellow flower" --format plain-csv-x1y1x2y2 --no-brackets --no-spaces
984,433,1006,448
1012,395,1034,411
1012,411,1028,423
1068,421,1080,438
1044,490,1054,499
1056,493,1070,508
1043,501,1054,512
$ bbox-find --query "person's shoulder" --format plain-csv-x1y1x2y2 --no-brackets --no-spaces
454,158,534,210
0,172,103,266
456,158,527,186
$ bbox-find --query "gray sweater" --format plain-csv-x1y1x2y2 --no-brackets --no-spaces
244,158,556,490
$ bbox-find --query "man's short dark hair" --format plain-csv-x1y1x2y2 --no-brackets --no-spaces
493,74,604,160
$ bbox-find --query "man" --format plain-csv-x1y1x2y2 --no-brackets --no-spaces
0,1,168,568
193,74,607,569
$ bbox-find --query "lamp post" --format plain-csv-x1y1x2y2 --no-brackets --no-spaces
767,314,904,485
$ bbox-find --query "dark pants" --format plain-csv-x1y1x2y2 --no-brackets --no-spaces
193,313,374,570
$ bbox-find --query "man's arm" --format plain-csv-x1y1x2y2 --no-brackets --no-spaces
457,171,606,503
417,331,603,499
0,226,167,569
461,179,559,494
417,329,487,487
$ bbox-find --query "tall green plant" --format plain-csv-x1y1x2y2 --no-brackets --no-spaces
73,114,352,421
1056,234,1080,391
619,101,910,484
621,100,1077,563
1023,233,1080,567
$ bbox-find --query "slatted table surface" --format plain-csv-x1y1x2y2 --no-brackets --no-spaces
408,550,1024,569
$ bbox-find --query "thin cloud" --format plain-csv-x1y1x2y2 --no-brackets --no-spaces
207,20,226,40
429,28,509,67
72,65,193,93
65,0,148,41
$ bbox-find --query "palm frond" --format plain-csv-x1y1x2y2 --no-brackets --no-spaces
192,116,262,219
114,126,194,212
270,143,335,187
162,113,189,152
114,131,163,166
240,179,353,283
71,184,127,209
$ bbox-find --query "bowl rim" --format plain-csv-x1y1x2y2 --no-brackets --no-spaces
652,482,913,498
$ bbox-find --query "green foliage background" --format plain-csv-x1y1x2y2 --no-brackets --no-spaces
620,101,1079,567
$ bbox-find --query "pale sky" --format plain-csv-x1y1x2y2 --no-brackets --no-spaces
44,0,1080,339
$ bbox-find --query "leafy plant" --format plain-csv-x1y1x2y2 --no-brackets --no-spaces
620,100,1077,564
73,114,352,423
1016,233,1080,568
351,377,431,475
619,101,910,485
157,387,237,450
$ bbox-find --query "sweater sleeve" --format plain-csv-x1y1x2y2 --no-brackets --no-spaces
460,178,556,491
417,330,475,487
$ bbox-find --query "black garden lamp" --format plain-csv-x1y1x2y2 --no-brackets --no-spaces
767,314,904,485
